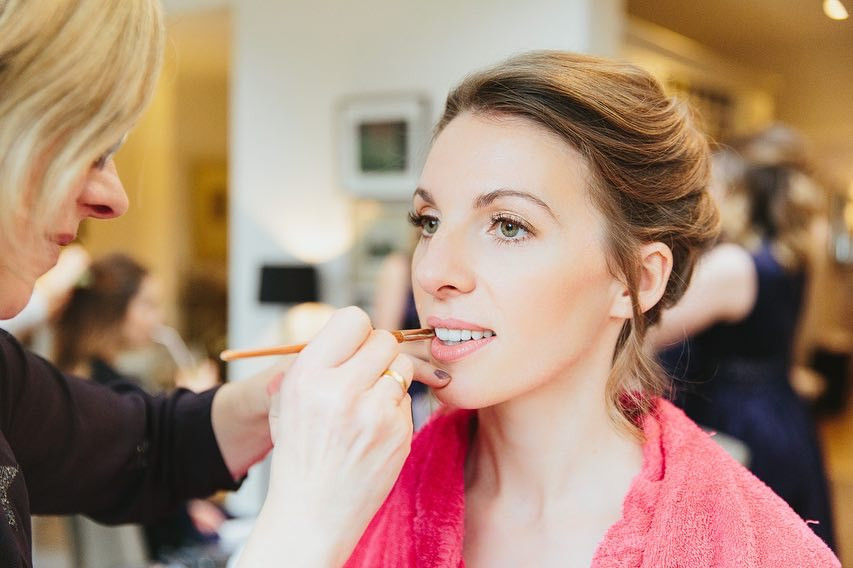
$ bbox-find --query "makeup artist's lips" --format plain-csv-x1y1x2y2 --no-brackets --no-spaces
426,316,497,364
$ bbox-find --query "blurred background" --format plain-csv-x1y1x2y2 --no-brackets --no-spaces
32,0,853,565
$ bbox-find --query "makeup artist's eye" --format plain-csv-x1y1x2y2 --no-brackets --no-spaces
490,213,532,243
408,211,439,237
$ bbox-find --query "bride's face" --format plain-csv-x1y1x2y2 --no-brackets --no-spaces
411,112,626,408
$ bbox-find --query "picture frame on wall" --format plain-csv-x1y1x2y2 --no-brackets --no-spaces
191,161,228,261
337,93,431,200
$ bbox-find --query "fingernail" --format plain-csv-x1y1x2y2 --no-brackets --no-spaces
434,369,451,382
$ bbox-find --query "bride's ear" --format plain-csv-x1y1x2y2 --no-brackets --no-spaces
609,242,673,319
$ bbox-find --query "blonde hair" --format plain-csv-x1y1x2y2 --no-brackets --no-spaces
0,0,164,242
437,51,720,436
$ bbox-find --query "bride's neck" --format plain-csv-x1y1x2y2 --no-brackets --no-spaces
464,353,644,517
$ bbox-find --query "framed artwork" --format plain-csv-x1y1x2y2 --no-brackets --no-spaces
337,94,431,200
191,161,228,261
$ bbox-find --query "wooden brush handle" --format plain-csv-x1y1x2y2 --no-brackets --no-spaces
219,328,434,361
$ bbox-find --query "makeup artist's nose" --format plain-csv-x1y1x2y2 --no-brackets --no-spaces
414,229,475,299
78,159,129,219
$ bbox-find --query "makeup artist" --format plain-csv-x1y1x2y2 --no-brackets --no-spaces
0,1,447,566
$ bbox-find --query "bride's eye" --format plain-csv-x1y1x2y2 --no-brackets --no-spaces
408,211,439,237
498,219,521,238
490,213,532,243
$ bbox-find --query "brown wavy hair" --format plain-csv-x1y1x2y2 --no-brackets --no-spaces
728,124,826,271
436,51,720,436
53,254,148,373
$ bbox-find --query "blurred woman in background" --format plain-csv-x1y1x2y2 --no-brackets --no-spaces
652,124,836,548
54,254,164,384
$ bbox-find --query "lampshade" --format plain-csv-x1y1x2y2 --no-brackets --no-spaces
258,265,319,304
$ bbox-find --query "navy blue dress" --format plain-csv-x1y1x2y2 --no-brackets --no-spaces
660,243,836,550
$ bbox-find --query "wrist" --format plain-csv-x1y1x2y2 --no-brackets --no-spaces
211,379,274,480
239,502,347,568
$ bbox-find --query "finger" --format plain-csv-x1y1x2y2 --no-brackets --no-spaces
338,329,400,389
298,306,373,367
268,387,281,444
266,370,285,397
411,355,452,389
370,354,414,404
396,392,414,438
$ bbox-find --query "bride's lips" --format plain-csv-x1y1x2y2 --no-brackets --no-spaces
427,316,496,364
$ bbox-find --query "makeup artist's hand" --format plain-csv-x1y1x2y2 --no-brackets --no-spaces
237,306,416,567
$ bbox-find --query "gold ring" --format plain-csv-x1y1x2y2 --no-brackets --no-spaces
380,368,409,396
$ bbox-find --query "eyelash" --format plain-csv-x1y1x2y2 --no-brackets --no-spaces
407,210,534,244
407,211,436,236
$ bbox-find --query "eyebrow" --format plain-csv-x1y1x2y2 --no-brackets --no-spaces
415,187,557,220
414,187,435,206
474,189,556,219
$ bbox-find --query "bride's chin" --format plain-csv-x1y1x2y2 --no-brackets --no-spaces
430,383,486,411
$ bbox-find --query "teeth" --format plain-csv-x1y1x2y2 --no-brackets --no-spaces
434,327,495,343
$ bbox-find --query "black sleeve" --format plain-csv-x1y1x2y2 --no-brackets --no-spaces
0,330,242,524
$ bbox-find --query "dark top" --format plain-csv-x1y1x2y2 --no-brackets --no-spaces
90,357,145,392
0,330,241,567
660,243,836,549
665,243,805,385
88,357,223,559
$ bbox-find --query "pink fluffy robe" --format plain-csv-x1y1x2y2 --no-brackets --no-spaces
346,399,839,567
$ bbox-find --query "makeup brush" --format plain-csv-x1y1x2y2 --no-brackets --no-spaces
219,328,435,361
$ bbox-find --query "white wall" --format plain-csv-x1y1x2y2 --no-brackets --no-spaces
227,0,624,514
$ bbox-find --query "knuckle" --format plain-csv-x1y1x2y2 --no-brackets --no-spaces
394,354,415,379
372,329,399,353
340,305,371,330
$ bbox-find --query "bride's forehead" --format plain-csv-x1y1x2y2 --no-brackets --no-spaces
418,126,592,212
431,112,570,151
426,114,586,175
